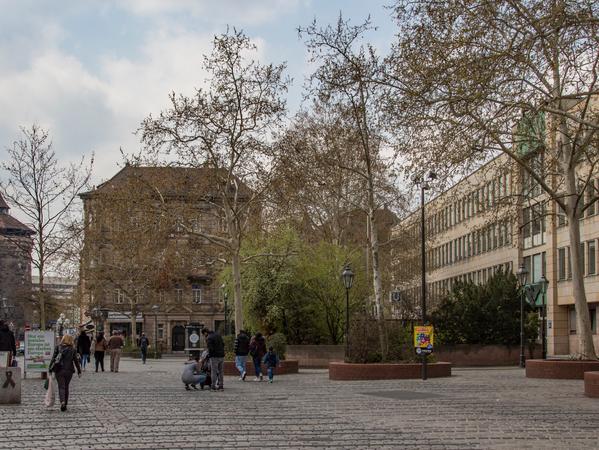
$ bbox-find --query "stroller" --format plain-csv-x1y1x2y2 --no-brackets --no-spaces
199,354,212,389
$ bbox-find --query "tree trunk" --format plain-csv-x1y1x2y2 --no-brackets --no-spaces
38,265,45,330
231,251,243,334
368,206,387,360
130,305,137,344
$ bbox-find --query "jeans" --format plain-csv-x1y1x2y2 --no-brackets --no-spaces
267,367,274,381
235,355,247,376
55,369,74,405
253,356,263,378
94,351,105,371
210,357,224,388
80,353,90,369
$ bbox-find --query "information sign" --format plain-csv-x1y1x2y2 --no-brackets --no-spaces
414,326,434,355
24,331,55,373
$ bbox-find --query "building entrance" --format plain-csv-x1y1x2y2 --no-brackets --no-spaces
172,325,185,351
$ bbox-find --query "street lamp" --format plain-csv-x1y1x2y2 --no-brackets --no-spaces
221,284,229,336
151,304,160,359
56,313,69,337
417,171,436,381
538,275,549,360
516,264,529,368
341,265,354,361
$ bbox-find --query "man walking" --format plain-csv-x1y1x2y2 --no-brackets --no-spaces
0,320,16,366
138,333,149,364
234,329,249,381
107,330,124,372
202,328,224,391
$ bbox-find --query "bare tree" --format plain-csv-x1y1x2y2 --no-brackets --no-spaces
299,16,402,359
386,0,599,358
138,29,289,333
1,125,93,328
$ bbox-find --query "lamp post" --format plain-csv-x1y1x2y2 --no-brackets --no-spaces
417,171,436,381
538,275,549,360
341,265,354,361
224,291,229,336
516,264,529,368
151,304,160,359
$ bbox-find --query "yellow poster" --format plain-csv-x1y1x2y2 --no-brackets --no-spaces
414,326,434,353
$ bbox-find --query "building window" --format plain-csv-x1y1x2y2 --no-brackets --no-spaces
569,307,577,335
587,240,596,275
115,289,124,304
157,324,164,340
523,204,545,249
586,180,596,217
558,247,567,281
175,287,183,303
192,285,202,304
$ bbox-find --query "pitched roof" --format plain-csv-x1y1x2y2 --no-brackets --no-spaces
0,192,34,236
0,192,8,210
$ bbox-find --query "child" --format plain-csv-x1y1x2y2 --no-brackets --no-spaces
262,346,279,383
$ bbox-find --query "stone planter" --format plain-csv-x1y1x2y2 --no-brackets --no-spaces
223,359,299,376
525,359,599,379
584,372,599,398
328,362,452,380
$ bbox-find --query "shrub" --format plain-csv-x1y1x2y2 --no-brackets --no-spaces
267,332,287,360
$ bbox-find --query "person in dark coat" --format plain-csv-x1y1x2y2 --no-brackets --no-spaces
202,328,225,390
138,333,149,364
234,329,250,380
249,332,267,381
0,320,16,366
49,334,82,411
76,331,91,371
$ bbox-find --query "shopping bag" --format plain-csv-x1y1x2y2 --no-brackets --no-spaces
44,375,56,408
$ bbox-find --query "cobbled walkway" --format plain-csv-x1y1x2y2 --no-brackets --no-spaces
1,359,598,449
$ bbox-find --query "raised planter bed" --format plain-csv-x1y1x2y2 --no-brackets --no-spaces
223,360,299,376
328,362,452,380
584,372,599,398
525,360,599,379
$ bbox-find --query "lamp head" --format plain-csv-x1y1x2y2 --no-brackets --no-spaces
341,265,354,290
516,264,529,286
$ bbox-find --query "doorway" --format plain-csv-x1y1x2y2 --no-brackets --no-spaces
172,325,185,351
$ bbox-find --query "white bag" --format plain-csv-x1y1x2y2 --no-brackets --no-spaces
44,374,56,408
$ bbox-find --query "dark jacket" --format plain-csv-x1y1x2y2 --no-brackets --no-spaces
138,336,149,350
0,325,16,355
206,332,225,358
50,345,81,375
234,332,250,356
262,351,279,368
249,335,267,359
77,333,91,355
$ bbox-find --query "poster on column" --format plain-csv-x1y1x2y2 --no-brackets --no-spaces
24,331,55,372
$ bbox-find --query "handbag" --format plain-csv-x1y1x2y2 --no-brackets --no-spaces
44,375,56,408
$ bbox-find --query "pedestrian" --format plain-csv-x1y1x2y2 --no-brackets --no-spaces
138,332,149,364
107,330,124,372
248,332,267,381
262,346,280,383
181,353,207,390
48,334,82,411
92,331,107,372
234,329,250,381
202,328,224,391
0,320,16,366
76,331,91,371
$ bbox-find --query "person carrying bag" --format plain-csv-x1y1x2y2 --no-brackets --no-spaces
48,335,82,411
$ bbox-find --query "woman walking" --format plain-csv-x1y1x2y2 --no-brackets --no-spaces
249,332,267,381
76,331,91,371
93,331,107,372
49,334,81,411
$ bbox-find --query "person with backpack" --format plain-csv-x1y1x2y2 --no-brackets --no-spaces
262,346,280,383
49,334,81,411
76,331,91,371
248,332,267,381
233,329,250,381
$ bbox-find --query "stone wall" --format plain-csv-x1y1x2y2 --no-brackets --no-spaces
0,237,32,330
287,344,542,367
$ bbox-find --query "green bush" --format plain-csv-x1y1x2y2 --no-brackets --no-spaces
266,332,287,360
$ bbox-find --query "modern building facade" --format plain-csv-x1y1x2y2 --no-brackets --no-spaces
393,154,599,356
79,165,243,352
0,191,34,334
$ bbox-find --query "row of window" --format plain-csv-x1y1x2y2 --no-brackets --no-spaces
114,287,205,305
428,222,513,270
426,171,512,237
569,307,597,334
557,239,599,281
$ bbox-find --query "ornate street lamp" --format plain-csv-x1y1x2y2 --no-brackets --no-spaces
56,313,70,337
516,264,529,368
538,275,549,359
341,265,354,361
151,304,160,359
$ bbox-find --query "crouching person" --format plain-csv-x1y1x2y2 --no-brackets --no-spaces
181,353,206,391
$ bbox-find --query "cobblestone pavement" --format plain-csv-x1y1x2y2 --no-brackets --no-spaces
1,358,598,449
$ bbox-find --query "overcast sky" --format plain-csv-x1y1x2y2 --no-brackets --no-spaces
0,0,397,185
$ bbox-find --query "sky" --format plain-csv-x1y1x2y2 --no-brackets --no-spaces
0,0,398,185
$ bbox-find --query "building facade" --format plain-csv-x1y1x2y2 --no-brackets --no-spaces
393,154,599,356
0,192,34,335
79,166,242,352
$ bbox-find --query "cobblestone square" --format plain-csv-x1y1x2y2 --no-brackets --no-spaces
1,359,598,449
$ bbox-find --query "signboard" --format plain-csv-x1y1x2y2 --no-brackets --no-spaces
414,326,434,355
24,331,55,373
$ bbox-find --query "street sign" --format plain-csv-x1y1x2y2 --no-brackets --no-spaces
24,331,55,373
414,326,434,355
